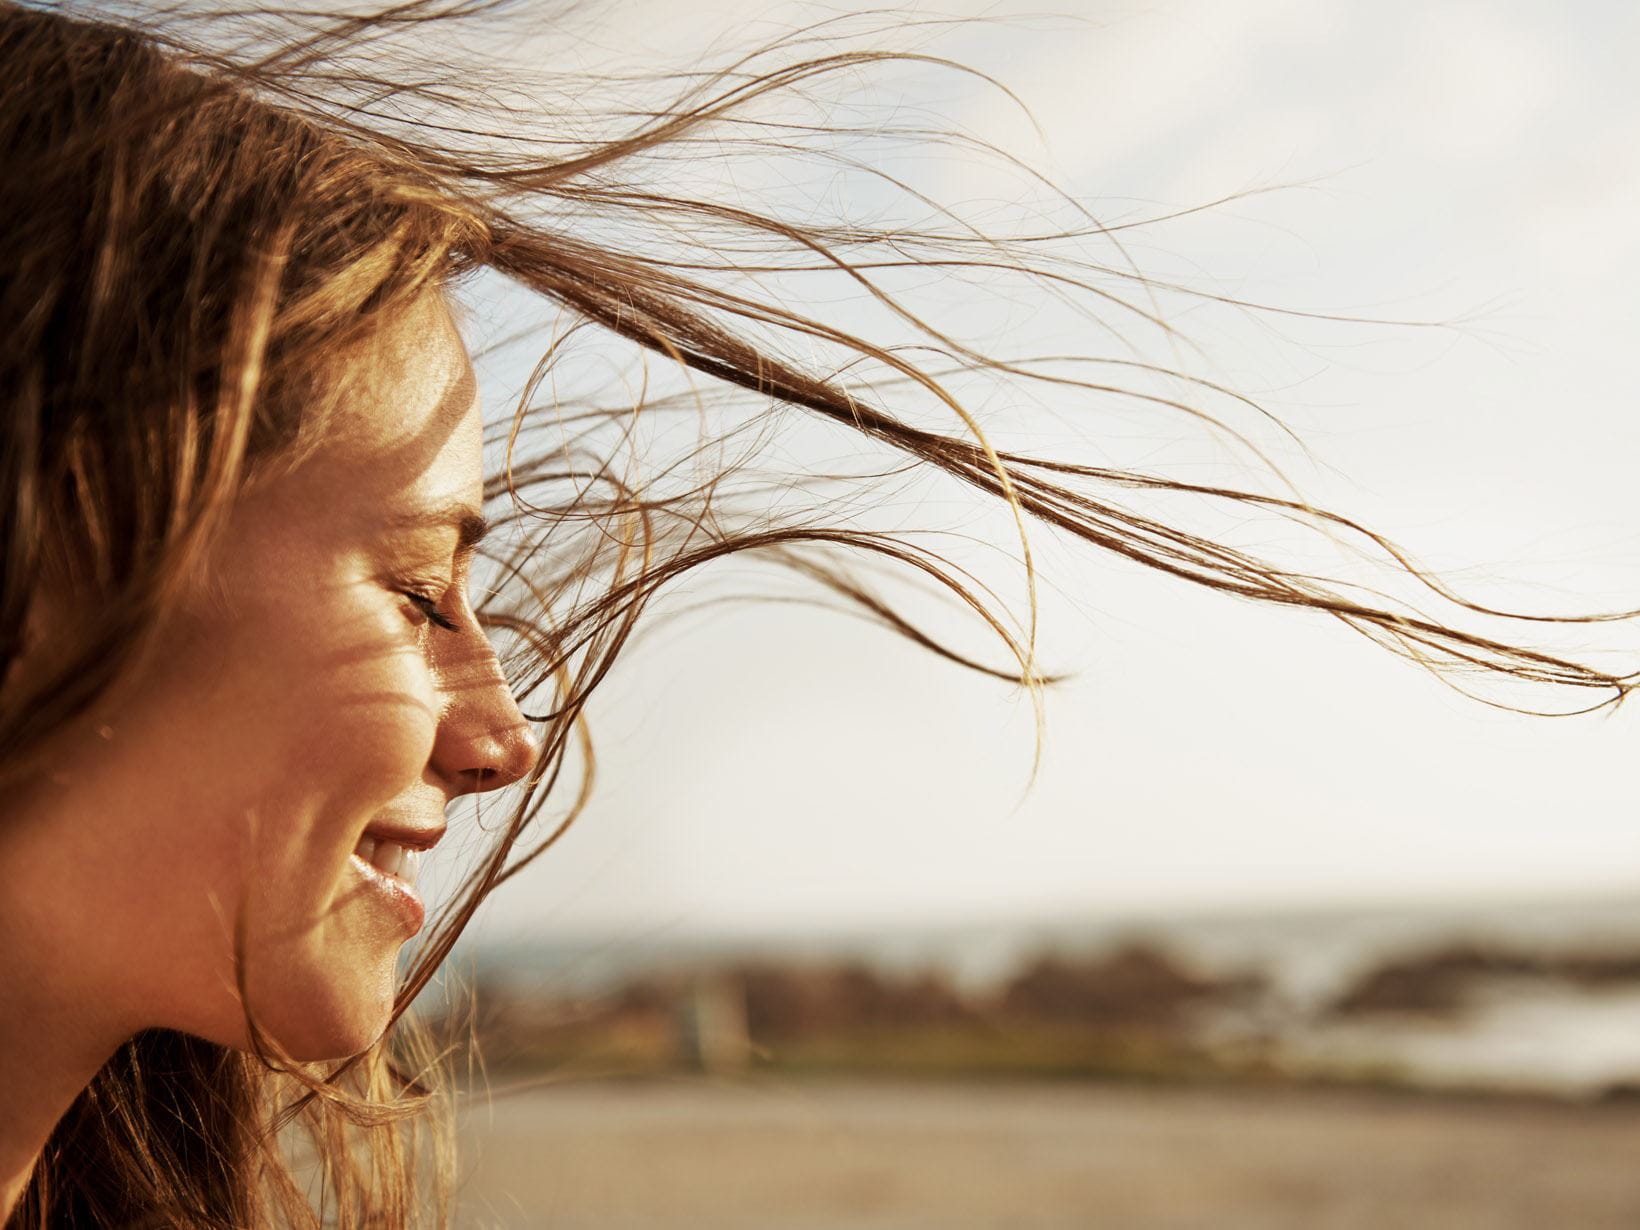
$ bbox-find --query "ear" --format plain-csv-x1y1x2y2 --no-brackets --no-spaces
0,587,51,709
0,536,81,714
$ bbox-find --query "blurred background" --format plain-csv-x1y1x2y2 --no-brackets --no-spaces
408,0,1640,1225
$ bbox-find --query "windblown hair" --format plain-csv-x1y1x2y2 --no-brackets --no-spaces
1,0,1633,1225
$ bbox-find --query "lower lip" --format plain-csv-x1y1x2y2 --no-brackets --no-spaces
348,853,425,936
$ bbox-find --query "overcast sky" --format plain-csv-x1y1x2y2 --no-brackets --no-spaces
431,0,1640,946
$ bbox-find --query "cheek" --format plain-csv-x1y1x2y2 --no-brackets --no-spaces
284,649,441,819
233,646,437,1058
89,590,441,1042
238,611,441,917
118,633,437,900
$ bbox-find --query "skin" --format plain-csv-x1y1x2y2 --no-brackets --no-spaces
0,291,538,1213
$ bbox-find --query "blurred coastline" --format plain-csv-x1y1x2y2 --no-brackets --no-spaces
445,890,1640,1098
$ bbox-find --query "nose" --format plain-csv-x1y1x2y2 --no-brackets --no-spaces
427,639,540,797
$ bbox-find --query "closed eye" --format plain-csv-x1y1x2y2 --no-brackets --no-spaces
404,589,460,632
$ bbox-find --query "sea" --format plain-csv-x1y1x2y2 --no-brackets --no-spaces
450,891,1640,1097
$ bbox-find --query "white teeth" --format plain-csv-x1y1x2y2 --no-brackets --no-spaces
372,839,406,879
353,835,423,885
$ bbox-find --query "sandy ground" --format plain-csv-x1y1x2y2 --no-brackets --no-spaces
451,1078,1640,1228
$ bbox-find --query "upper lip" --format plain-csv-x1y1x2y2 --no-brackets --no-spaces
361,820,446,852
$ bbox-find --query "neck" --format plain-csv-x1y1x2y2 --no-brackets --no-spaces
0,974,122,1223
0,776,138,1223
0,788,131,1224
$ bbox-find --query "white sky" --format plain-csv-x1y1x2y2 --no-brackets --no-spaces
436,0,1640,945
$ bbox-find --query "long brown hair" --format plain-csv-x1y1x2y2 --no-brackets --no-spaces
2,1,1633,1226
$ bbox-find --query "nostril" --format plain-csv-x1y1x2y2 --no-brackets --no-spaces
428,667,540,794
470,723,538,793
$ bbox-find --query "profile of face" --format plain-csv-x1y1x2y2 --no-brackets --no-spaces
1,292,537,1062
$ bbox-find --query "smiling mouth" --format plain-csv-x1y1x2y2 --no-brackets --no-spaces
353,834,421,888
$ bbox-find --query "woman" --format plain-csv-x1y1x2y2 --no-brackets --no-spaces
1,1,1630,1226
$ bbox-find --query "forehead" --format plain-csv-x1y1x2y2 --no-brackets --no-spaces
297,293,484,515
227,293,484,569
325,294,478,460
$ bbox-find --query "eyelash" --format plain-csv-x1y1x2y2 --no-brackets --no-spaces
402,588,460,633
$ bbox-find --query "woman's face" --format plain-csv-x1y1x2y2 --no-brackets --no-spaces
3,293,537,1061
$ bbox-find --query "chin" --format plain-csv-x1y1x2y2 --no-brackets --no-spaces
237,946,403,1062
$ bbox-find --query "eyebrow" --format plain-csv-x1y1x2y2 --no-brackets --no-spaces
386,501,491,554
